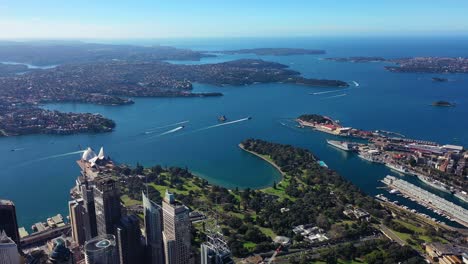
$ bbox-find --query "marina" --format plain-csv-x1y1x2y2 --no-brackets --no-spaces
382,176,468,227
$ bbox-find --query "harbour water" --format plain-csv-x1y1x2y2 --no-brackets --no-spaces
1,37,468,229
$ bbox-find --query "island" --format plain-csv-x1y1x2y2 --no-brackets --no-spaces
432,101,455,107
215,48,326,56
432,77,449,82
324,56,386,63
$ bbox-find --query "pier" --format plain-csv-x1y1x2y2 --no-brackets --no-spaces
382,176,468,228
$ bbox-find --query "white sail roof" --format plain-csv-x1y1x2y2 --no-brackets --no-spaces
97,147,105,159
82,147,97,161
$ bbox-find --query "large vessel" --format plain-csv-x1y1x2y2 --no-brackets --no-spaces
357,152,383,163
417,175,451,194
326,139,354,151
385,163,409,175
454,191,468,203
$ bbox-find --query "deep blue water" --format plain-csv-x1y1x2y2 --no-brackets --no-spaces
1,37,468,230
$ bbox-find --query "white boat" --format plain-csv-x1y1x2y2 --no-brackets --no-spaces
417,175,451,194
326,139,354,151
357,153,383,163
385,163,409,175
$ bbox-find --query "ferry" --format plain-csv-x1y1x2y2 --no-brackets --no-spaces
326,139,354,152
385,163,409,175
218,115,227,122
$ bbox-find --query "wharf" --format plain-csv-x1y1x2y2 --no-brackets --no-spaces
382,176,468,228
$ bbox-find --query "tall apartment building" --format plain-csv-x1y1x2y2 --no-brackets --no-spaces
142,192,164,264
69,199,87,245
93,177,121,236
116,215,144,264
162,190,192,264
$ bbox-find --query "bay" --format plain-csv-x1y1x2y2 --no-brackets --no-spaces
1,37,468,229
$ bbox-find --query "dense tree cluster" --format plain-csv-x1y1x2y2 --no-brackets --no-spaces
289,239,424,264
239,139,389,245
114,139,425,261
297,114,332,124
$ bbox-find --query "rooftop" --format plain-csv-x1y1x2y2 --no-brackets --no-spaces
0,199,14,206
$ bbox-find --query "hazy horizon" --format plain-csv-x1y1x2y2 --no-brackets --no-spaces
1,0,468,39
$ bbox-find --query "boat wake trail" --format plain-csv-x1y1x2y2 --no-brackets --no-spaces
15,150,85,168
323,93,347,99
146,126,185,139
158,126,184,136
310,89,350,95
144,121,189,134
352,81,360,87
195,117,251,132
37,150,86,161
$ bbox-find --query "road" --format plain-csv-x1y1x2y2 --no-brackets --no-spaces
379,224,406,246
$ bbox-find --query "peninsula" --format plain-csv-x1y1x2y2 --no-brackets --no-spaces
0,41,214,65
215,48,326,56
325,57,386,63
0,59,347,137
386,57,468,73
296,113,468,205
109,139,456,262
325,56,468,74
104,139,431,262
0,109,115,137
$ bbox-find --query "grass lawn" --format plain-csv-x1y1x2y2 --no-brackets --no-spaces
259,226,277,239
243,241,257,251
121,194,141,206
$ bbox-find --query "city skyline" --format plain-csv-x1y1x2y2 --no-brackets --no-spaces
1,0,468,39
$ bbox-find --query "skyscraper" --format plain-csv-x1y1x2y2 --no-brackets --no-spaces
84,234,117,264
116,215,144,264
0,231,20,264
0,200,20,247
142,192,164,264
162,190,192,264
200,233,233,264
68,199,87,245
93,177,121,236
80,180,98,240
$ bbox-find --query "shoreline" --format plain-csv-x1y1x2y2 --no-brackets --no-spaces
238,143,285,187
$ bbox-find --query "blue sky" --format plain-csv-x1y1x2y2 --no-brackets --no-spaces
0,0,467,39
